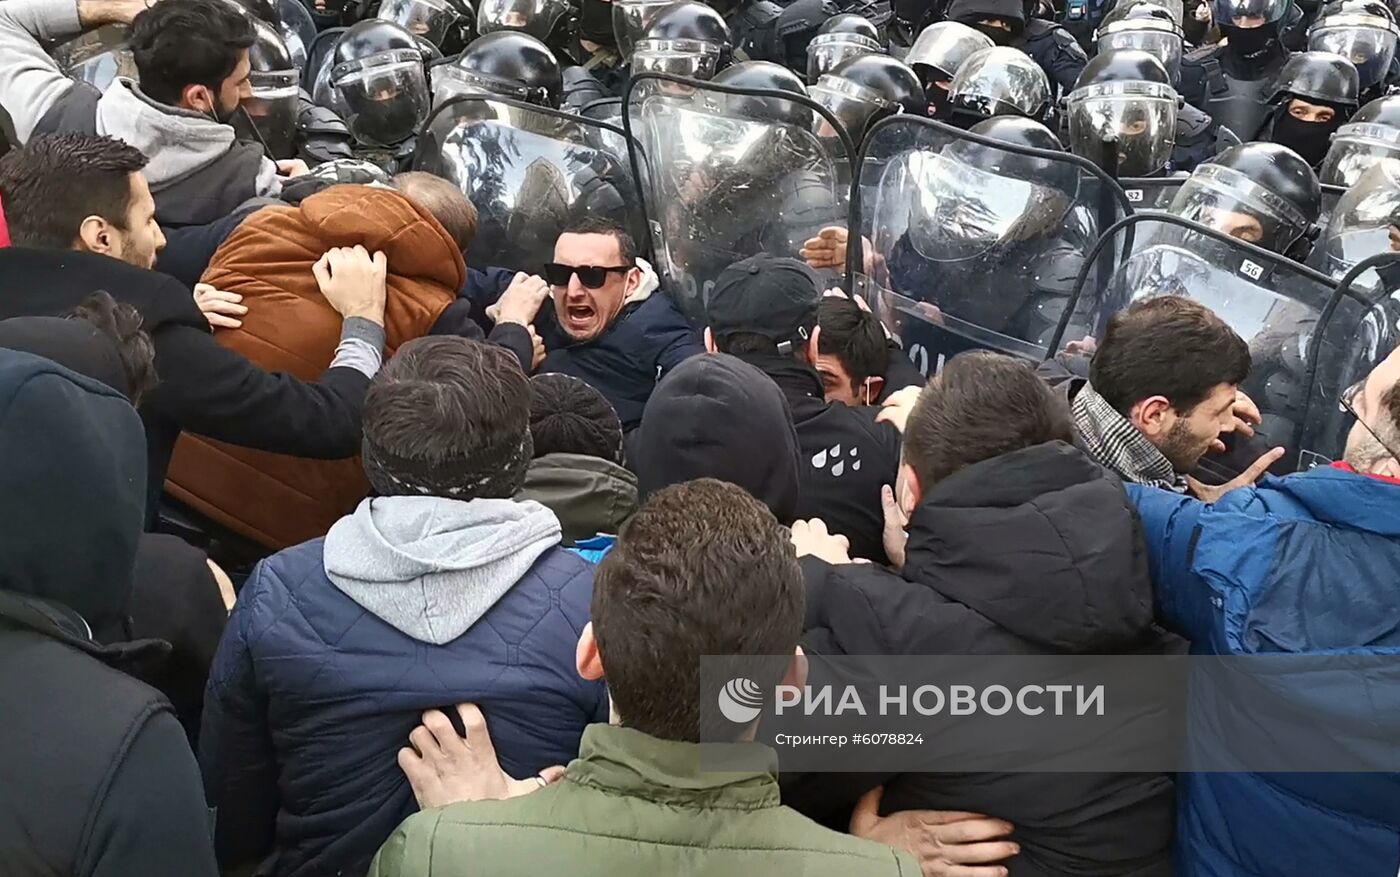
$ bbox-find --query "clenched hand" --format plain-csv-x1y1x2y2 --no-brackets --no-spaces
313,245,387,326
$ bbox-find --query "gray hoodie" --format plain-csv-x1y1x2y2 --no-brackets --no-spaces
323,496,563,646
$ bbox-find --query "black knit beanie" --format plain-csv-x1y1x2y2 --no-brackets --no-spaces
528,373,625,463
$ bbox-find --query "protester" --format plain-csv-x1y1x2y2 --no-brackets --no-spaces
0,133,387,515
630,352,803,524
516,373,638,560
815,293,928,405
0,348,218,877
790,350,1180,876
0,0,305,225
1050,297,1282,500
368,478,919,877
164,177,537,550
704,254,901,562
0,294,232,739
1128,345,1400,877
484,216,705,429
199,336,607,877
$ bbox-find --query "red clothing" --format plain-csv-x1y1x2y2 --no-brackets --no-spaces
1330,460,1400,486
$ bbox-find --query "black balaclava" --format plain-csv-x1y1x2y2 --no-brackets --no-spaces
1222,22,1282,63
579,0,617,47
1270,103,1346,166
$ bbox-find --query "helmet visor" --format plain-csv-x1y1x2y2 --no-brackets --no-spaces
432,63,544,105
1067,81,1177,176
949,49,1050,118
906,151,1065,261
476,0,565,39
632,38,721,79
1096,29,1183,84
907,25,993,81
332,49,431,147
234,68,300,158
1309,22,1399,88
1318,157,1400,277
806,33,883,83
810,74,893,140
1321,122,1400,185
378,0,460,47
1169,163,1310,251
1210,0,1288,27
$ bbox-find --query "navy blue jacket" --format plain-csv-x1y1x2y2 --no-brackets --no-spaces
1129,466,1400,877
198,539,608,877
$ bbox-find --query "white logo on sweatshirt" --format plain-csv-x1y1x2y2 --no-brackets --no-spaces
811,444,861,477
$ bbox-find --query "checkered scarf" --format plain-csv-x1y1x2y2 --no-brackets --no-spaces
1072,383,1186,492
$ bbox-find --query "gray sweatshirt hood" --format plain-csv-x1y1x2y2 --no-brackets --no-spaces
324,496,562,645
95,79,280,194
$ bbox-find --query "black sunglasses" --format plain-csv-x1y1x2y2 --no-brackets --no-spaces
1340,378,1400,463
543,262,634,290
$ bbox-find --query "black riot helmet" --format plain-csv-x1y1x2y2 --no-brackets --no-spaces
1320,92,1400,183
1268,48,1361,106
712,60,813,127
1094,2,1185,84
247,16,295,70
905,21,994,116
1308,0,1400,89
955,116,1077,197
1169,141,1323,253
818,12,881,40
1068,49,1178,175
948,45,1051,120
1212,0,1291,60
328,21,433,148
435,30,563,107
631,1,734,77
809,53,924,144
827,53,926,113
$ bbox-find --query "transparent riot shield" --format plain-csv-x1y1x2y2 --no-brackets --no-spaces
413,95,646,274
54,26,135,91
623,72,855,321
850,115,1133,377
1059,214,1385,471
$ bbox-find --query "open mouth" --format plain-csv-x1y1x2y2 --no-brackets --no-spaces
565,304,596,329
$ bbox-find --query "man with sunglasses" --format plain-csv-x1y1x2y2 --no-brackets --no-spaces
489,216,705,430
1123,343,1400,877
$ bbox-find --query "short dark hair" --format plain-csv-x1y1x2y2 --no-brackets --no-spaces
560,216,638,265
70,292,158,406
1091,297,1251,417
905,351,1074,486
129,0,256,106
0,134,147,249
528,373,624,463
361,337,533,501
393,172,478,252
592,478,804,743
817,297,889,386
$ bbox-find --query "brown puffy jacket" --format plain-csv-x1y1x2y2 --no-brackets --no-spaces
164,185,465,549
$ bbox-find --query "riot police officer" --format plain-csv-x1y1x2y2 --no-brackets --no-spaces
323,20,434,167
905,21,994,117
806,14,886,83
1258,50,1360,168
1320,93,1400,184
1095,0,1184,84
375,0,471,52
1167,141,1322,257
809,53,926,146
1066,49,1179,176
630,1,735,77
433,30,564,105
233,14,304,159
1179,0,1293,139
944,0,1088,97
476,0,574,51
1308,0,1400,100
946,45,1052,125
883,115,1090,352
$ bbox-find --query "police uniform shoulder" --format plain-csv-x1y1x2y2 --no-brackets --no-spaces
733,0,783,24
1024,18,1057,38
776,0,837,33
1184,41,1224,63
1175,100,1215,140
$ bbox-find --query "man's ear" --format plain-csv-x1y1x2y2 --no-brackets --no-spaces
575,622,604,681
864,375,885,405
898,461,921,517
806,325,822,363
703,326,718,353
1129,395,1173,439
782,646,809,690
178,83,213,114
76,215,114,255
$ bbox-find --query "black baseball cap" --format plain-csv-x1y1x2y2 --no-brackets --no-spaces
705,254,821,354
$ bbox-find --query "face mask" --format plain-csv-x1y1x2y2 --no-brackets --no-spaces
355,99,421,146
1222,23,1279,60
974,22,1016,44
1271,111,1340,166
926,82,952,117
579,0,617,47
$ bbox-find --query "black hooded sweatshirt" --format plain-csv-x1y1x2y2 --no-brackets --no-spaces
0,350,218,877
630,353,803,524
786,441,1182,877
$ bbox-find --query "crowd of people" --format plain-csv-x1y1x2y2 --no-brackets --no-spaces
1,0,1400,873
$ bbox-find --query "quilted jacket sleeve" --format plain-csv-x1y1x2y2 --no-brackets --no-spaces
1126,484,1212,644
198,564,281,870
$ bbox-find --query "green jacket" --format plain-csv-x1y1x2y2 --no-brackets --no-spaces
369,725,918,877
514,453,638,547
